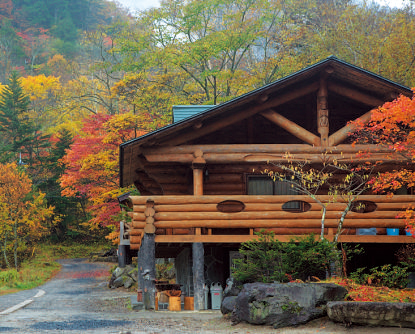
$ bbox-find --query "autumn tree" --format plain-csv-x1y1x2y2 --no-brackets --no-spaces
0,162,54,269
60,113,144,242
353,90,415,235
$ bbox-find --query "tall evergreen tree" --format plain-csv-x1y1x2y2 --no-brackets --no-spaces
0,71,31,163
0,71,49,180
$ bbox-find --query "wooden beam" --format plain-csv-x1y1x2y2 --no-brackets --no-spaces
260,109,321,146
328,110,373,146
142,144,391,155
153,210,401,221
329,83,385,106
153,234,415,243
166,82,320,146
134,201,412,213
131,194,415,205
153,218,405,229
317,77,329,146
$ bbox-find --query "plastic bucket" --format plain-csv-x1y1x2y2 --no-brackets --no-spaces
184,297,194,310
406,230,414,236
386,228,399,236
168,296,181,311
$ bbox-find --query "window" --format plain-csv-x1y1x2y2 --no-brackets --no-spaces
247,175,301,210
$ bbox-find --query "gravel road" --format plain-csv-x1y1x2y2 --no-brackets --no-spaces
0,258,414,334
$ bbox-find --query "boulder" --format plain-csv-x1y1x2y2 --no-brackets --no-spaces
113,267,127,278
231,282,347,328
112,276,125,288
127,267,138,282
221,296,237,314
327,301,415,328
123,277,134,289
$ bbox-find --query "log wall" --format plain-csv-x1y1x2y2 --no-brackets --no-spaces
128,195,415,249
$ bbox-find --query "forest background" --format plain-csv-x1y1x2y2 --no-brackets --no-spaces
0,0,415,268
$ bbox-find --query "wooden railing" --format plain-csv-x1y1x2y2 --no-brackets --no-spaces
128,195,415,249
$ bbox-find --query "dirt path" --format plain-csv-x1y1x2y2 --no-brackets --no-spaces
0,259,414,333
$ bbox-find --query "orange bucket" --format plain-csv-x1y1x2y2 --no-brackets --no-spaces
168,296,181,311
184,297,194,310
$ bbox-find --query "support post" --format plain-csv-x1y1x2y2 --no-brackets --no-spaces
192,150,206,310
193,242,205,310
141,233,156,310
317,76,329,146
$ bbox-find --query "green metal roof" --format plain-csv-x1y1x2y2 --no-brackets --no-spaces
173,105,216,123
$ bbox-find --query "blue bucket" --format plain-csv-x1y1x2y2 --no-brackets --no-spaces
406,230,414,236
386,228,399,236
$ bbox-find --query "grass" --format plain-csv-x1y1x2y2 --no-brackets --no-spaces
0,240,112,296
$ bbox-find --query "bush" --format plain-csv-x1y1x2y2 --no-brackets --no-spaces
231,231,340,284
350,265,409,289
232,231,290,283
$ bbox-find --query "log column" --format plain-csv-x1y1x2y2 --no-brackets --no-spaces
317,76,329,146
192,149,206,310
141,200,156,310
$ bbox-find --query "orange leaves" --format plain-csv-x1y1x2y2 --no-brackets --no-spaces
353,89,415,235
333,278,415,303
60,113,143,236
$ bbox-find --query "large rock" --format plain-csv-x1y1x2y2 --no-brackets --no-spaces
231,282,347,328
327,301,415,328
221,296,237,314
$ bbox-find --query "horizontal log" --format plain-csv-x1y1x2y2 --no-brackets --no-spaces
130,228,144,236
153,210,401,221
253,228,327,234
130,235,144,244
135,202,412,213
153,218,405,229
144,152,402,164
131,194,415,205
133,213,146,221
142,144,393,155
149,234,415,244
132,221,146,228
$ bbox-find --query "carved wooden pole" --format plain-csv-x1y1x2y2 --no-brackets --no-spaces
317,76,329,147
141,200,156,310
192,149,206,310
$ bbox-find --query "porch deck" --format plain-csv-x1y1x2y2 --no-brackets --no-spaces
128,195,415,249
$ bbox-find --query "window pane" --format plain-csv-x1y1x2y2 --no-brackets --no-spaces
247,177,273,195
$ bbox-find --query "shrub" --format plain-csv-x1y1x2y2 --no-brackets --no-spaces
232,231,290,283
350,265,409,289
231,231,340,284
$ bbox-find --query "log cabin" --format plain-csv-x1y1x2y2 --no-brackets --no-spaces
119,56,415,310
